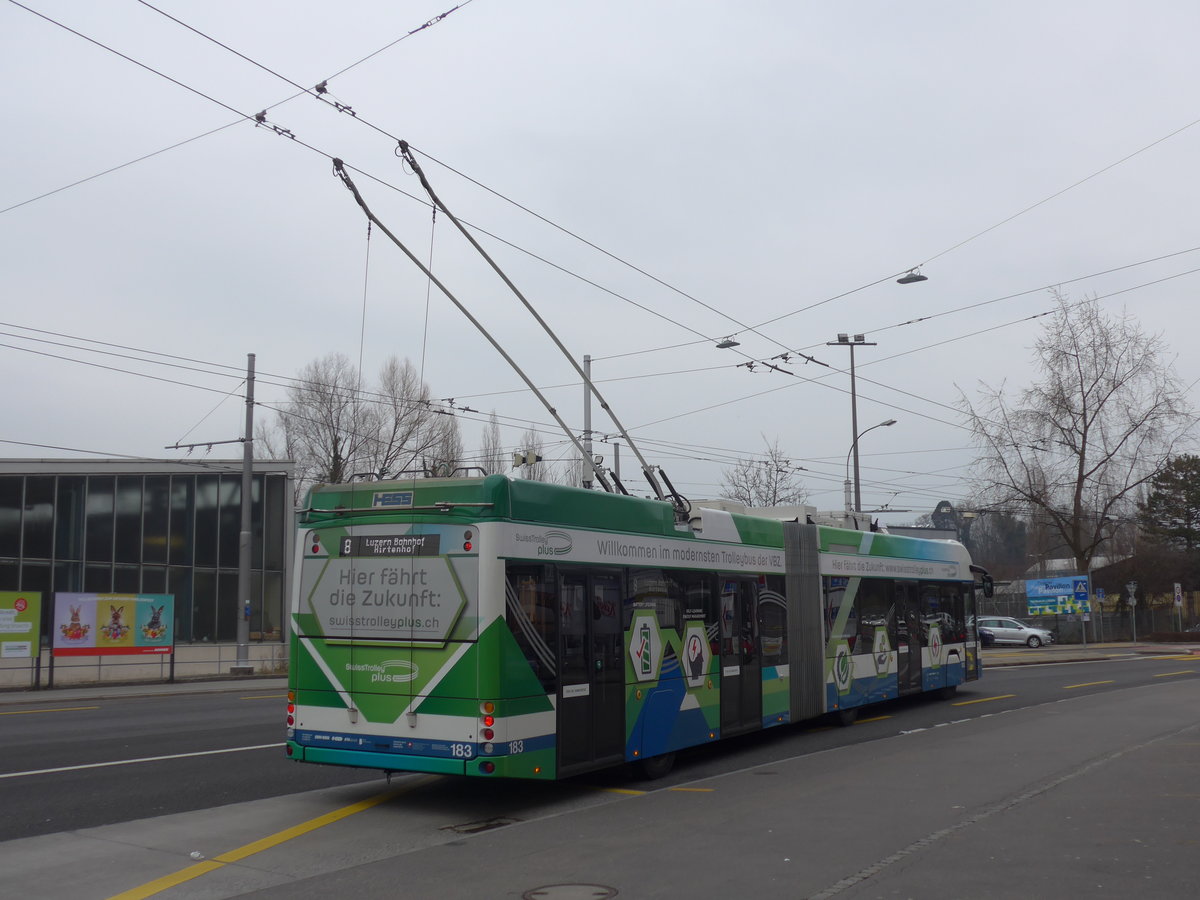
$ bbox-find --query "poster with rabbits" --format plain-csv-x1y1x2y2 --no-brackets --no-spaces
53,594,174,656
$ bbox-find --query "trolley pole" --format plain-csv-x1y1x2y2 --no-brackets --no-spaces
233,353,256,675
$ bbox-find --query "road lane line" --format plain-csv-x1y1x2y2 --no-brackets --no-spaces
1153,670,1195,678
0,705,100,716
0,743,283,779
239,694,287,700
857,715,892,724
106,783,418,900
951,694,1015,706
1064,681,1115,689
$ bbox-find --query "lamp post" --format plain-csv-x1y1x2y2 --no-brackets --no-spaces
827,334,878,515
844,419,897,514
827,273,927,519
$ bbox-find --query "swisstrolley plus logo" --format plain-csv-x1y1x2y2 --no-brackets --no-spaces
514,530,573,557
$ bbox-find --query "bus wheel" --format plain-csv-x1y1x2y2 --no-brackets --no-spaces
938,685,958,700
833,707,859,727
638,752,676,780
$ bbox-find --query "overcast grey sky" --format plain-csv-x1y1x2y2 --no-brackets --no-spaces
3,0,1197,520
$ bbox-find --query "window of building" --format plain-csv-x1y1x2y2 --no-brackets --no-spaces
143,476,169,564
114,476,143,564
0,477,20,557
85,477,115,562
22,477,55,560
55,477,86,562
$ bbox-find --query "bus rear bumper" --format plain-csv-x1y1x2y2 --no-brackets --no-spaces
287,741,467,776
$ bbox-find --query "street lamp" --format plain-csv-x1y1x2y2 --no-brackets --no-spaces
827,334,878,516
844,419,897,514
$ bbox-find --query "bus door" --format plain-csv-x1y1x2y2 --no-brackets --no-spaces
719,575,762,736
557,570,625,774
894,581,923,696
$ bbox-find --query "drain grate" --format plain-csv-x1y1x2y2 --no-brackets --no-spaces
440,816,519,835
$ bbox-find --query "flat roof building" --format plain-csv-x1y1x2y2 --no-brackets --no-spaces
0,459,294,650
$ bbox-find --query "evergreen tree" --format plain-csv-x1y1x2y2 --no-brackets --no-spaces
1139,454,1200,552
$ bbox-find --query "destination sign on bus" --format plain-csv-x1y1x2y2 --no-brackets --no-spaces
340,534,441,557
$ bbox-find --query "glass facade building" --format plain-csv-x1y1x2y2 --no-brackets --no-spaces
0,460,294,645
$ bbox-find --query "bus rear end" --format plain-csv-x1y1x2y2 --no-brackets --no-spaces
286,495,500,776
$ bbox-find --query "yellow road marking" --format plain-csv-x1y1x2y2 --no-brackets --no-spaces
1153,670,1195,678
602,787,646,795
952,693,1015,706
668,787,714,792
1064,680,1115,689
0,706,99,716
105,782,423,900
239,694,287,700
857,715,892,724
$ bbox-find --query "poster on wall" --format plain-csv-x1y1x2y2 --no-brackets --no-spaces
0,592,41,659
52,593,174,657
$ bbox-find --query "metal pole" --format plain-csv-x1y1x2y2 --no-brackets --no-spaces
583,355,592,490
849,343,862,514
234,353,255,675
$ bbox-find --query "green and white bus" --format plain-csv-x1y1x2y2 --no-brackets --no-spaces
286,474,989,779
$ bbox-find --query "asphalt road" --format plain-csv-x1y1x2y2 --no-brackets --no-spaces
0,688,377,842
1,649,1197,898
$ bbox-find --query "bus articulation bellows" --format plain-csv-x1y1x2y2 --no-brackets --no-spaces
285,474,988,779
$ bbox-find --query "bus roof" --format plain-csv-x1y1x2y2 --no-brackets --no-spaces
300,475,972,568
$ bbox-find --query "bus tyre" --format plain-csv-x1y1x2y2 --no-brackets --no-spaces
638,752,676,780
938,685,958,700
833,707,859,727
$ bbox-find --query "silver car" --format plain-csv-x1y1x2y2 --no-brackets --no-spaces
975,616,1055,648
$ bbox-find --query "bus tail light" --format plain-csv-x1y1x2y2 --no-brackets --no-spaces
480,702,496,754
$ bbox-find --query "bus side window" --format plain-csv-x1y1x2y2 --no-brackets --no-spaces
505,564,558,694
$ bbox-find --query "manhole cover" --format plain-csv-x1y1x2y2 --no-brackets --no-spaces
523,885,618,899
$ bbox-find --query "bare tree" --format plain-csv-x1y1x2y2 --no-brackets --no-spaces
962,292,1192,573
479,412,508,476
720,437,808,507
266,353,367,490
421,414,463,477
261,352,454,497
362,357,452,478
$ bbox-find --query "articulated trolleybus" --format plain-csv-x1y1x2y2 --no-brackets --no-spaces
286,474,989,779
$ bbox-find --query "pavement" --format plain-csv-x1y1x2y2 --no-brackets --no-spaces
1,641,1195,707
981,639,1200,667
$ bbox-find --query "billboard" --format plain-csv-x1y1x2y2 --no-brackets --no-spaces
53,593,174,656
0,592,41,659
1025,576,1091,616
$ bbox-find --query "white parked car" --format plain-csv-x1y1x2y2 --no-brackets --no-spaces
974,616,1055,648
